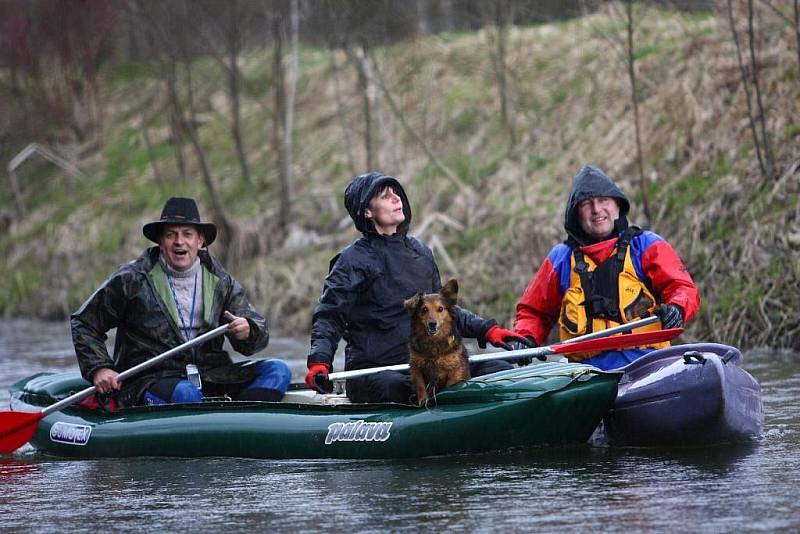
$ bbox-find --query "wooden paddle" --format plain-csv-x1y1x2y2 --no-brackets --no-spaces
326,327,684,382
0,323,231,454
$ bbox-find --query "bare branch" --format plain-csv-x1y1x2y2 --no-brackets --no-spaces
625,0,651,224
786,0,800,82
365,48,474,196
724,0,768,181
281,0,300,232
758,0,793,24
746,0,775,180
344,44,377,170
329,50,358,177
482,1,517,149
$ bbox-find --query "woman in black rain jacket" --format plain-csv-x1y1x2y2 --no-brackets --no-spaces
305,172,531,404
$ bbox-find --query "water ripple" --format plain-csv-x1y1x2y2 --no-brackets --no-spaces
1,321,799,532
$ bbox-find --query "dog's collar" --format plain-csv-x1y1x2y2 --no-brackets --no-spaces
410,334,460,356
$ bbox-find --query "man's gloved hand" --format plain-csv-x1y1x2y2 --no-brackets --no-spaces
305,363,333,394
656,304,684,329
509,336,543,366
485,325,536,351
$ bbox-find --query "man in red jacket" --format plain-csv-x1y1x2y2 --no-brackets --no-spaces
514,165,700,370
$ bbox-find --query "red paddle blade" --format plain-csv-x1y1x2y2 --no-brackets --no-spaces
553,328,684,356
0,411,44,454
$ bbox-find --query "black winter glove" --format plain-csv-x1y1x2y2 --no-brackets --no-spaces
656,304,684,329
508,336,543,366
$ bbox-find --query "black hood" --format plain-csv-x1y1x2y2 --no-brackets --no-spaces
344,172,412,235
564,165,630,245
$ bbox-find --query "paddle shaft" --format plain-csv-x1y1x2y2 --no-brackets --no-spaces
555,315,658,344
293,316,659,387
41,323,230,417
328,324,680,382
326,316,659,382
327,348,553,381
471,314,660,362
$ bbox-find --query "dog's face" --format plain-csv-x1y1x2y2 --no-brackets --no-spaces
404,279,459,338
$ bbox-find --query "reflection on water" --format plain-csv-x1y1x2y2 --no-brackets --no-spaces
1,320,799,531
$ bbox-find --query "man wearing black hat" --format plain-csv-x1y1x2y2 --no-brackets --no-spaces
513,165,700,370
71,197,291,407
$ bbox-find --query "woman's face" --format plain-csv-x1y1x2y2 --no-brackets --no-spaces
365,186,405,235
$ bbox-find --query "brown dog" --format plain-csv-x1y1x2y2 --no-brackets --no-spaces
404,279,470,407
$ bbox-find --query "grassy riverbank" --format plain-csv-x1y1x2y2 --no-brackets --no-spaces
1,6,798,349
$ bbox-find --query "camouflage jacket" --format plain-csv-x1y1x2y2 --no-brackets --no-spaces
71,247,269,406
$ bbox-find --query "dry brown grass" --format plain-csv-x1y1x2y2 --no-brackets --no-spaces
3,5,799,349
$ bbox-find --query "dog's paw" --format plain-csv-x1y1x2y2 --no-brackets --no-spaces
417,394,430,408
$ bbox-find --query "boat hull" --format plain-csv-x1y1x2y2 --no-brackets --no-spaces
602,343,763,446
9,363,619,459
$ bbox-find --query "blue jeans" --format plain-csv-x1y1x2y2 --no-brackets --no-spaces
239,359,292,397
582,348,652,370
143,359,292,405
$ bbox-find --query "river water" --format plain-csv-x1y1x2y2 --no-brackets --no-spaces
1,319,798,532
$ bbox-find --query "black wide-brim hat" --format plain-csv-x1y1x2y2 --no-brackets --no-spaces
142,197,217,245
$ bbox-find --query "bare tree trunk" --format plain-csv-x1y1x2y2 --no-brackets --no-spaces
725,0,769,181
180,58,234,261
272,13,284,180
795,0,800,77
416,0,430,35
165,61,188,181
278,0,299,234
440,0,454,32
132,2,186,182
192,0,251,186
489,1,516,149
625,0,651,223
348,44,376,171
141,125,164,190
747,0,775,180
330,50,358,177
272,14,289,239
226,0,252,186
496,23,512,143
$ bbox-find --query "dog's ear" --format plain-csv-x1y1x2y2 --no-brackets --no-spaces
404,292,424,313
440,278,459,305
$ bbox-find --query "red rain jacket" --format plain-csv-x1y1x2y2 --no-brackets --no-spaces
514,231,700,345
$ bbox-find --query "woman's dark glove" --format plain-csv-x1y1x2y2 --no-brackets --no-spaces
656,304,684,329
509,336,541,366
305,363,333,394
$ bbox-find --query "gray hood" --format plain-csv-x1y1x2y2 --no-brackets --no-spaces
564,165,630,245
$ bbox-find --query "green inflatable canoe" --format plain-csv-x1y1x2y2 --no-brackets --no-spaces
8,363,619,459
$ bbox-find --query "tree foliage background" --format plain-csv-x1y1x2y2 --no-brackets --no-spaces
1,0,798,350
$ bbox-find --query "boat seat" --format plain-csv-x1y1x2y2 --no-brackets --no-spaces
280,390,353,405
